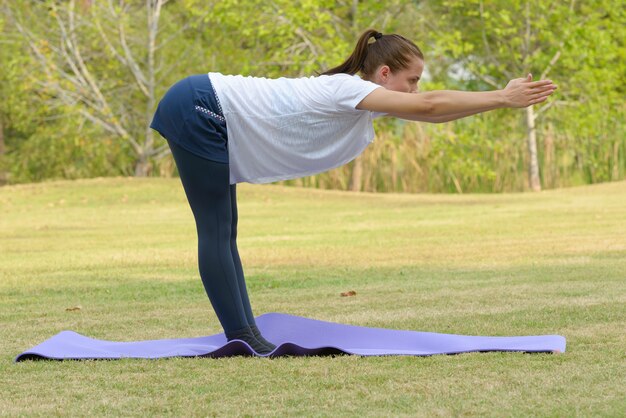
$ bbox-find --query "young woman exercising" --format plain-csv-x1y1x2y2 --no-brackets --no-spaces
150,29,557,354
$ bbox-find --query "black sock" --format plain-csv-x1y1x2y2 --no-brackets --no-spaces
250,324,276,351
225,326,272,354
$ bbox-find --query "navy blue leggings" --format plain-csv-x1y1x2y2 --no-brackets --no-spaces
167,139,256,333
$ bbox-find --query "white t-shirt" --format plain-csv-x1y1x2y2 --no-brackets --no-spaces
208,72,384,184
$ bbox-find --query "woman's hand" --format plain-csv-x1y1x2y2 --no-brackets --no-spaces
503,73,557,108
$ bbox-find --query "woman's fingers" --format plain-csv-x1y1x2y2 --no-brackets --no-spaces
530,84,557,96
530,89,556,99
527,92,553,102
529,80,555,88
529,85,553,93
529,94,548,104
524,84,557,106
528,89,555,105
534,85,557,94
529,87,555,97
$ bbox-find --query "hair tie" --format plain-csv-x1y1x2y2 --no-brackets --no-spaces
373,32,383,40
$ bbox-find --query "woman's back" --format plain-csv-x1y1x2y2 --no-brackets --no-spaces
209,72,383,184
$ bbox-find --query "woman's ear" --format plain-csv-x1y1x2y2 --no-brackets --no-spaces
368,65,391,84
379,65,391,82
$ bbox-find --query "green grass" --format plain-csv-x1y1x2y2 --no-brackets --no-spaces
1,177,625,417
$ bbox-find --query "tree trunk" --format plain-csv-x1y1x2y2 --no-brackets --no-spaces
391,145,397,192
543,123,554,189
0,118,6,186
525,106,541,191
350,156,363,191
142,0,159,178
612,140,620,181
134,153,151,177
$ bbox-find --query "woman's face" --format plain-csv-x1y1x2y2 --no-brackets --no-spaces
371,57,424,93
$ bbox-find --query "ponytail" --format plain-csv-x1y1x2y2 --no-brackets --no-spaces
321,29,424,78
322,29,380,76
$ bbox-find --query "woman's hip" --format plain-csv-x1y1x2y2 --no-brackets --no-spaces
151,74,229,164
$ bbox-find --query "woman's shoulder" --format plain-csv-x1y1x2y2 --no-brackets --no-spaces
318,73,381,90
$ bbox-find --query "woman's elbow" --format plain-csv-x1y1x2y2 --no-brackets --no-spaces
410,94,436,116
424,116,447,124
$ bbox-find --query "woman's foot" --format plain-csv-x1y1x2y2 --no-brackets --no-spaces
225,326,273,355
250,324,277,351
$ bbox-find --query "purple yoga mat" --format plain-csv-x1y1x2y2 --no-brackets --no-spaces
15,312,566,361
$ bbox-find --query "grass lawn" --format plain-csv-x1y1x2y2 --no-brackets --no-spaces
1,177,625,417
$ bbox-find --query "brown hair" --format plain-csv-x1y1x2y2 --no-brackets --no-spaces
321,29,424,78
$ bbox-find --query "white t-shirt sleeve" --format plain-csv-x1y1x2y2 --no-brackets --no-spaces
329,74,383,113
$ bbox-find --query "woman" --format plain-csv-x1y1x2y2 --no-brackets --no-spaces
150,29,557,355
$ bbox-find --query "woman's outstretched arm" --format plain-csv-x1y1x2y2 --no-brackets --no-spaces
357,74,557,121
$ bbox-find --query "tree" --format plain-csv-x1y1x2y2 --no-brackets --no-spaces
428,0,607,191
0,5,37,185
4,0,211,176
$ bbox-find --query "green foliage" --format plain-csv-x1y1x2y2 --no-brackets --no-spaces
1,0,624,192
211,0,409,76
8,126,134,183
